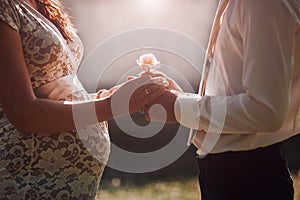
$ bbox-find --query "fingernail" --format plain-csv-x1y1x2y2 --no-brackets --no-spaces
162,80,169,86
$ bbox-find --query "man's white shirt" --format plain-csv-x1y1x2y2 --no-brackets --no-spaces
174,0,300,154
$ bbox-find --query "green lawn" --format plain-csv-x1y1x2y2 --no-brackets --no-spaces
98,177,200,200
97,173,300,200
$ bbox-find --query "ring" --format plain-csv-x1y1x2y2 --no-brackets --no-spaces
145,88,149,95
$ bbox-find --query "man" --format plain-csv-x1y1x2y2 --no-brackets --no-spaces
145,0,300,199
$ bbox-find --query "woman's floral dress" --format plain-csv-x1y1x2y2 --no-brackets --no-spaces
0,0,110,199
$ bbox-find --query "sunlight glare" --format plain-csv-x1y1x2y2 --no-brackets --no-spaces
137,0,167,13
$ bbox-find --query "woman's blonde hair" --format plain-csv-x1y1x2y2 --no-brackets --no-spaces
36,0,75,41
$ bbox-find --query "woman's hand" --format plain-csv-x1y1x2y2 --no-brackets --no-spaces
108,75,168,117
140,70,183,93
95,85,120,99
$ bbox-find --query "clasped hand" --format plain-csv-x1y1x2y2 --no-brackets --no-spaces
97,71,180,123
130,70,180,123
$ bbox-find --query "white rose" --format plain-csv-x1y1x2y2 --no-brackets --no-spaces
136,53,160,71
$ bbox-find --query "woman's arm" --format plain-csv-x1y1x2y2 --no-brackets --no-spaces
0,21,166,135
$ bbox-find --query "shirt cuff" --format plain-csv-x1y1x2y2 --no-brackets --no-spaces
174,93,202,130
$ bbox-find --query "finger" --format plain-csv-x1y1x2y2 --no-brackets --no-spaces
132,78,165,93
129,74,150,83
108,87,118,95
139,71,151,77
144,109,151,121
139,70,161,78
143,104,151,121
142,77,168,87
141,87,166,106
151,77,169,87
127,76,137,81
133,75,166,87
128,77,167,100
125,75,151,90
133,84,162,102
145,114,151,121
142,84,164,96
135,80,166,96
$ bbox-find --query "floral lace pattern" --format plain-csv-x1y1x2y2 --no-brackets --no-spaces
0,0,110,199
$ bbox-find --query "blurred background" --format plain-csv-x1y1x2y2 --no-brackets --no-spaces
62,0,300,199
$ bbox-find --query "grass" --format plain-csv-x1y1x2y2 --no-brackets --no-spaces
97,177,200,200
97,172,300,200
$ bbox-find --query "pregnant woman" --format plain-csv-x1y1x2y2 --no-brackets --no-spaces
0,0,166,199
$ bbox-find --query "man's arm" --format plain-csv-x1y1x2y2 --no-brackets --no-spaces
175,0,296,134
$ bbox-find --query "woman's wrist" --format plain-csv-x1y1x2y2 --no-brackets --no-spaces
95,97,113,122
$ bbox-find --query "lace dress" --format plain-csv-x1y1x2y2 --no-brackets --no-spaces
0,0,110,199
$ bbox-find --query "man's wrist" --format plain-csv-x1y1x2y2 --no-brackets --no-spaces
174,94,202,129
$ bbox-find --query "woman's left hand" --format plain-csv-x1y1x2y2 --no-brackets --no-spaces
96,85,120,99
109,75,168,117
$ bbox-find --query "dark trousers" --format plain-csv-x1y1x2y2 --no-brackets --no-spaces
197,143,294,200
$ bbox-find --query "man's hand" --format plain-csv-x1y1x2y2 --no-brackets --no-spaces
143,89,178,123
140,70,183,93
